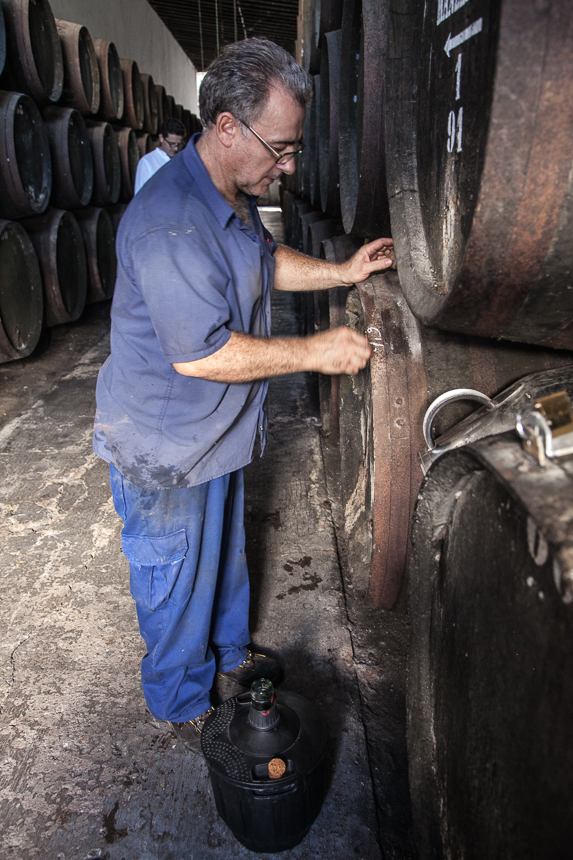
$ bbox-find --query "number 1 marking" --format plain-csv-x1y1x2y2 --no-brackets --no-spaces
455,53,462,100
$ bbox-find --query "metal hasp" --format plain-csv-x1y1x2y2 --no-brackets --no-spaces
517,391,573,467
423,388,495,450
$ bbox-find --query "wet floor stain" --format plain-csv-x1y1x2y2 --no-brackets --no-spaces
275,571,323,600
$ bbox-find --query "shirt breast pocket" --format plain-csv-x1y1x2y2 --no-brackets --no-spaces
122,530,190,612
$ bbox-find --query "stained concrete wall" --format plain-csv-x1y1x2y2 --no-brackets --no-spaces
49,0,198,112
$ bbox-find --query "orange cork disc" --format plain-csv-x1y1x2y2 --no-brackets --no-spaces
268,758,287,779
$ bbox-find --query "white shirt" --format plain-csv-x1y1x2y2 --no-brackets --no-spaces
134,148,171,194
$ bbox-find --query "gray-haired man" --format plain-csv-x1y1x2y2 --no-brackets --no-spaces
94,38,394,753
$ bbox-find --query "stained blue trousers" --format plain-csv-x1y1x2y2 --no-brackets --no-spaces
109,465,250,722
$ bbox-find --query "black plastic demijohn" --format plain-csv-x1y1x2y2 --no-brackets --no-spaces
201,678,328,853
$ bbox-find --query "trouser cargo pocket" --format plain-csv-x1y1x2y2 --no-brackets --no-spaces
122,530,190,612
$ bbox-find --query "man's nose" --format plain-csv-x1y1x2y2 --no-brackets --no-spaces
280,158,297,177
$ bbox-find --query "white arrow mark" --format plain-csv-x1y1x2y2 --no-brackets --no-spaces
444,18,483,57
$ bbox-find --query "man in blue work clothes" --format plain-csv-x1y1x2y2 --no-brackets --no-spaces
94,38,394,753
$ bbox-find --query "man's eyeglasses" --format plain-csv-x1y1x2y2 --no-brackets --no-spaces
238,119,304,165
163,138,186,151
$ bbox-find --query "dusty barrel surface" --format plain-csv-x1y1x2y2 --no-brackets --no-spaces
386,0,573,348
120,58,144,130
42,105,93,208
140,73,158,135
408,426,573,860
0,218,43,362
0,91,51,219
21,209,87,326
55,19,100,116
85,119,120,206
1,0,63,104
318,29,341,217
339,269,573,609
93,38,123,123
338,0,391,237
115,126,139,202
74,206,116,303
307,75,321,208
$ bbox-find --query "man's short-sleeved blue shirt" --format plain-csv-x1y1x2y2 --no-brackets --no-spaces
93,134,276,489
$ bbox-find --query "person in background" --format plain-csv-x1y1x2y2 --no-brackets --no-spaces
134,117,187,194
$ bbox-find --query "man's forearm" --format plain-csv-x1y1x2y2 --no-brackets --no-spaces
172,327,372,382
273,244,347,292
273,239,395,293
173,331,314,382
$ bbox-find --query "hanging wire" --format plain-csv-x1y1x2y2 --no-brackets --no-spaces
198,0,204,69
237,1,248,40
233,0,238,43
215,0,220,56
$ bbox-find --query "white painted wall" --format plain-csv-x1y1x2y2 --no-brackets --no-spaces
49,0,198,112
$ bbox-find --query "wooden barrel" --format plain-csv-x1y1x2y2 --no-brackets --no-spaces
1,0,63,105
308,75,321,207
106,203,128,236
316,233,361,439
301,0,321,74
140,73,158,135
300,210,327,256
120,58,144,130
73,206,116,303
338,266,573,610
174,103,184,123
0,91,51,219
135,131,153,157
154,83,166,130
21,209,87,326
0,6,6,78
85,119,120,206
181,109,192,138
408,419,573,859
165,94,175,121
93,38,123,123
385,0,573,349
318,30,341,217
115,126,139,202
0,218,43,362
339,0,390,237
42,106,93,209
313,0,343,48
55,19,100,116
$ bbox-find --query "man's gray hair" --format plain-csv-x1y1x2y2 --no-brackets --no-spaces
199,38,313,128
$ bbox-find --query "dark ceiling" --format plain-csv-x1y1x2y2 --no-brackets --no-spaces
148,0,300,72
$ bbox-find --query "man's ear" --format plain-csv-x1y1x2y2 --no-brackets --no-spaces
216,112,239,149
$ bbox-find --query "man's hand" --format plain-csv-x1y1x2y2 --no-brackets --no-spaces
339,238,396,286
307,326,372,376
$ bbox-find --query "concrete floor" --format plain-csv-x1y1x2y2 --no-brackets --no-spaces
0,211,413,860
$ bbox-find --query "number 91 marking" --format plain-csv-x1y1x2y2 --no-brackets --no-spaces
447,107,463,153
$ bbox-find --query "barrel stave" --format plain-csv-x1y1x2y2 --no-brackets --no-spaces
55,19,100,116
93,38,124,122
85,119,120,207
42,105,93,209
21,209,87,326
73,206,116,303
0,91,51,219
0,218,43,362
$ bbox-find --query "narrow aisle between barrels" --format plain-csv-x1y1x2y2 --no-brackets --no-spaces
0,260,388,858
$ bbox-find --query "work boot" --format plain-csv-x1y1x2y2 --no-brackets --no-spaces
219,648,281,686
169,707,214,754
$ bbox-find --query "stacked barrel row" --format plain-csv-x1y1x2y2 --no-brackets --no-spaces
291,0,573,856
285,0,573,609
0,0,201,364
